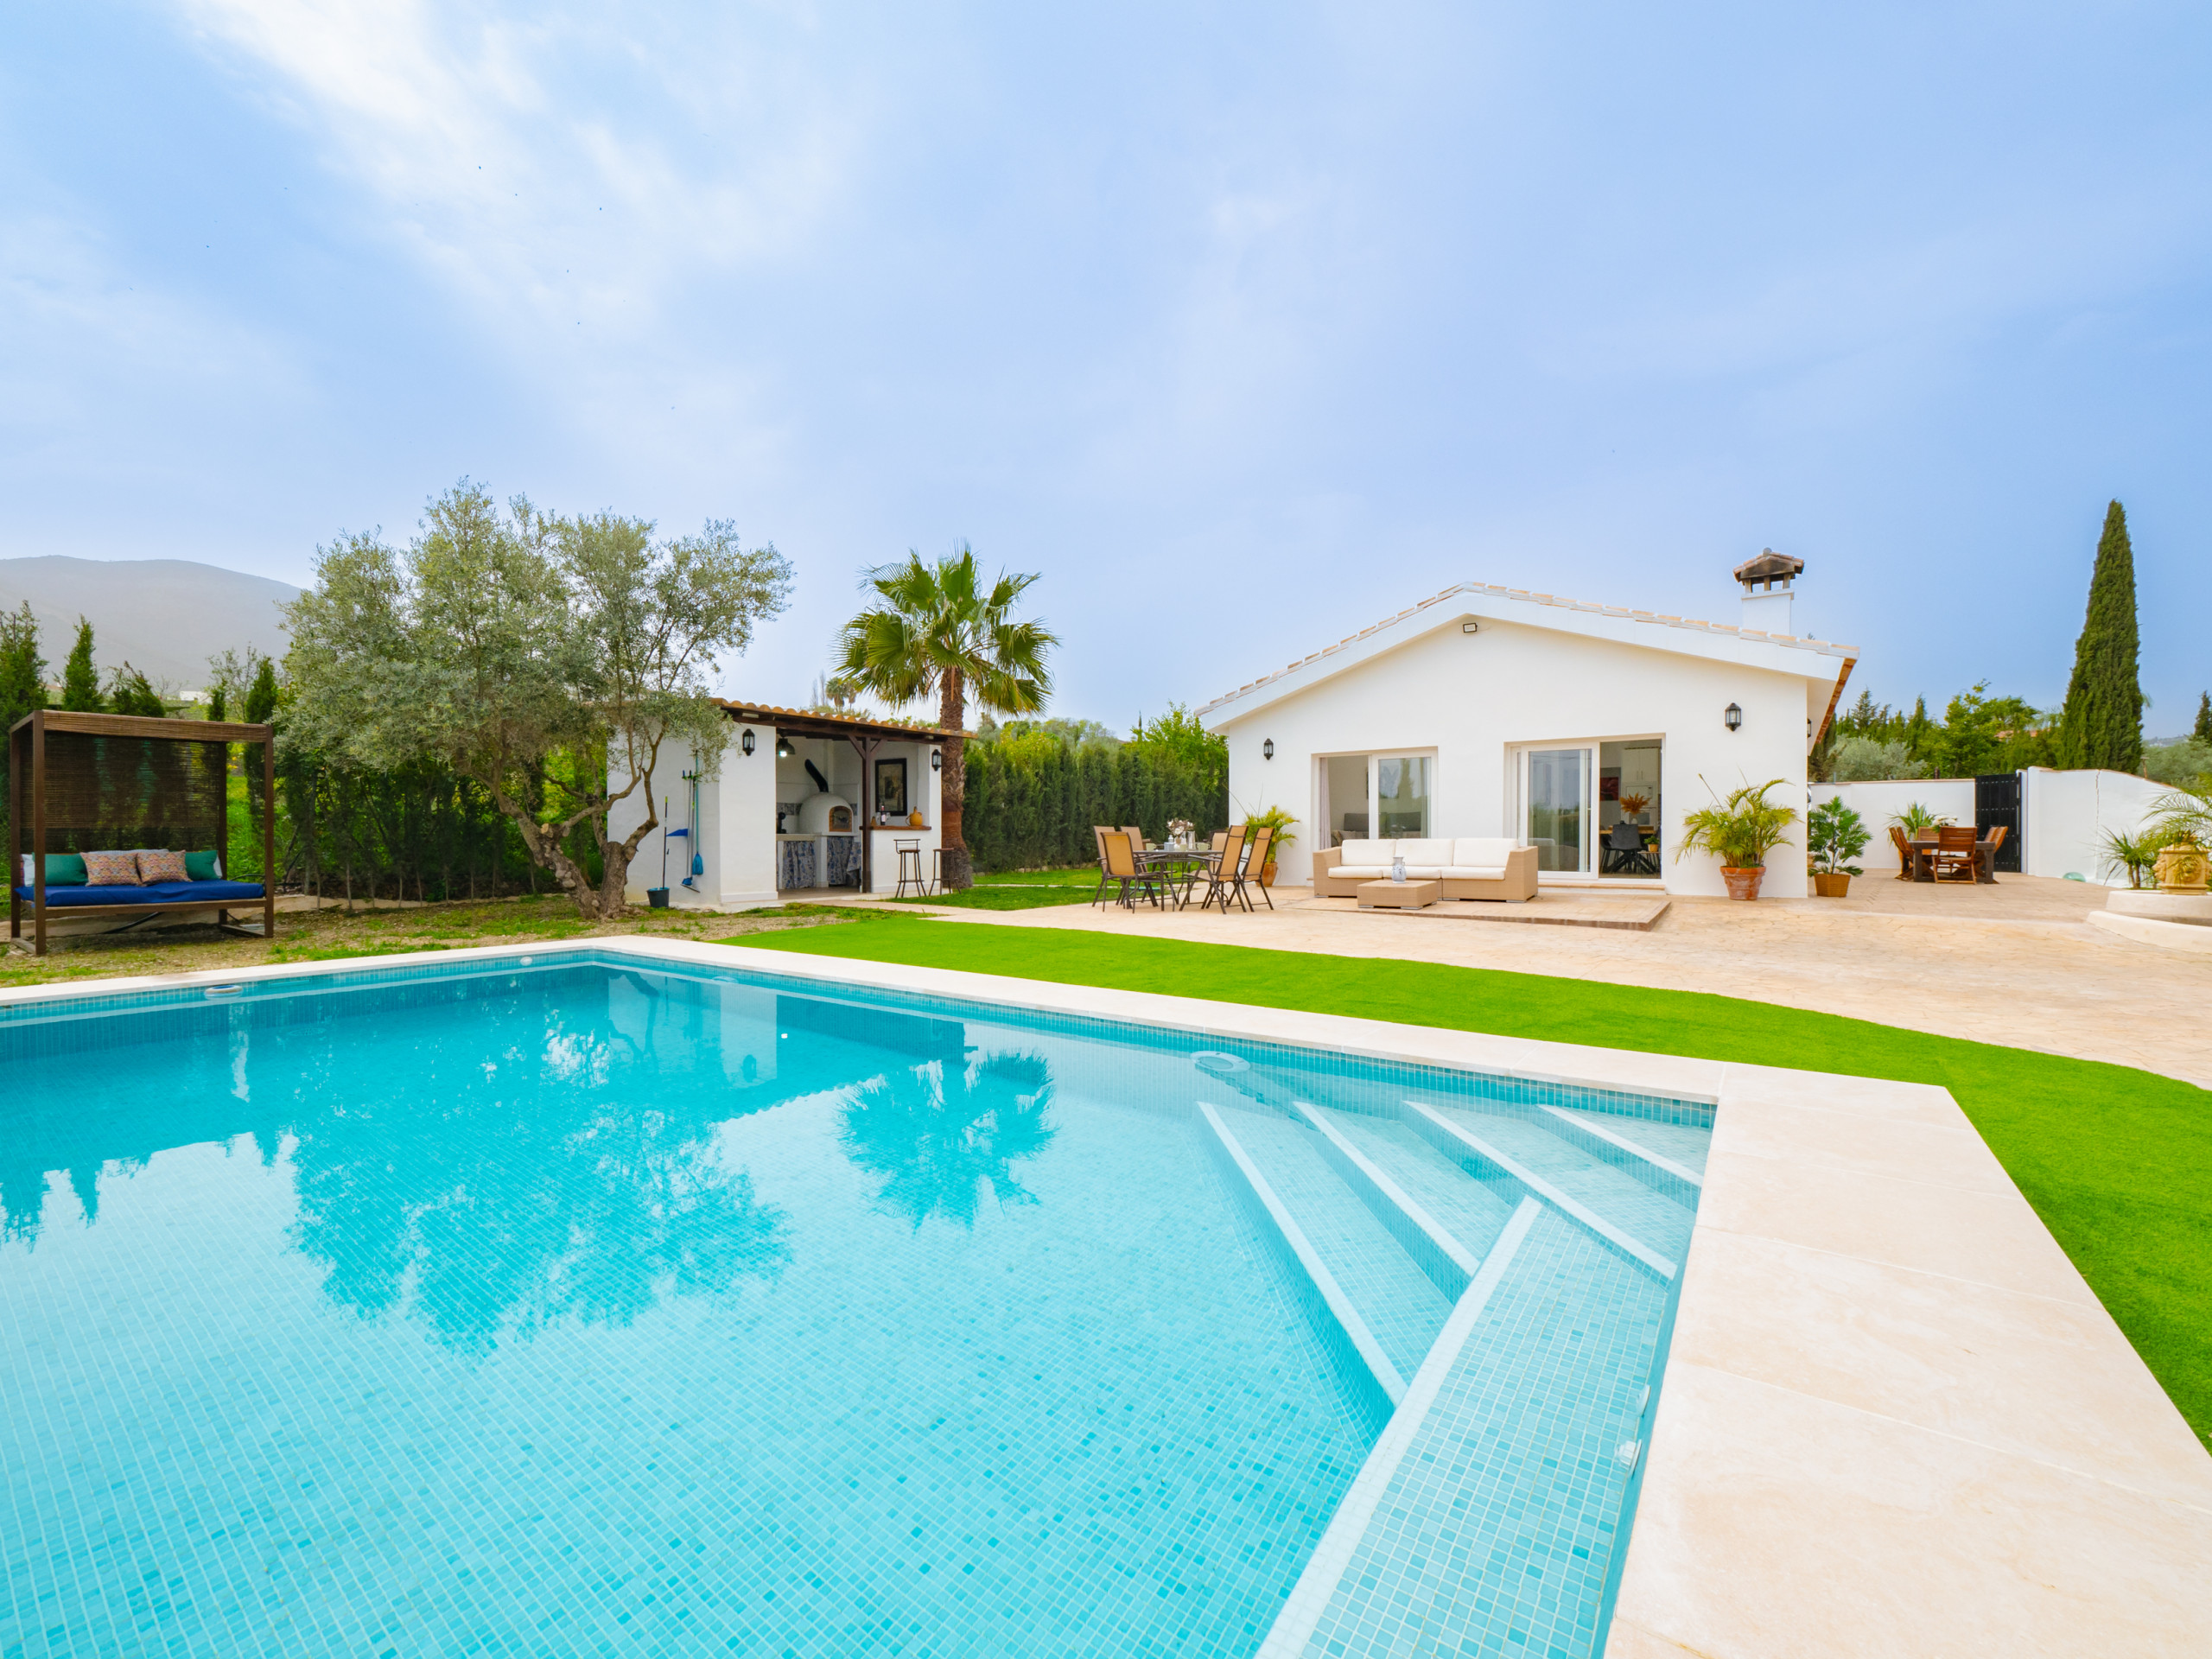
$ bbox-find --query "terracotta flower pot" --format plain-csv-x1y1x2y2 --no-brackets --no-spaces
1813,872,1851,898
1720,866,1764,901
1262,861,1277,887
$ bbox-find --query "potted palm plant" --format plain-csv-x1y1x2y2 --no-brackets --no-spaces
1889,802,1948,838
1243,804,1298,885
1807,797,1870,897
1676,779,1798,900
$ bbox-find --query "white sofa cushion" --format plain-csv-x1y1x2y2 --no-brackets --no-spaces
1336,839,1393,867
1396,838,1453,866
1453,837,1520,867
1399,866,1446,880
1440,867,1508,880
1333,865,1392,880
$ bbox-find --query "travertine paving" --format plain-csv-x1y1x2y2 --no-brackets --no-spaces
915,876,2212,1086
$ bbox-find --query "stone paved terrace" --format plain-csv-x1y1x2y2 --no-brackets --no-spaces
892,874,2212,1088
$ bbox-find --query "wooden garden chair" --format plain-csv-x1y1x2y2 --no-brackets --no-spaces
1931,824,1979,883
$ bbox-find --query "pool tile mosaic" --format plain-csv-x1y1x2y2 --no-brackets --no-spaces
0,950,1708,1658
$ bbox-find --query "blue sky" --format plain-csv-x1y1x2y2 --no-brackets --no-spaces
4,2,2208,731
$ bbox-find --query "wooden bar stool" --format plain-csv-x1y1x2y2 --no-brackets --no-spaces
893,838,925,899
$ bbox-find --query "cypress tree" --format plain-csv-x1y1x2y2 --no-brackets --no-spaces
60,618,103,712
245,658,280,725
2194,691,2211,747
2056,500,2144,773
0,602,47,732
107,664,168,718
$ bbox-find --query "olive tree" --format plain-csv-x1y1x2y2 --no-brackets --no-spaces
285,481,790,918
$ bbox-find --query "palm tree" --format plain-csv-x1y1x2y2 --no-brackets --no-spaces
833,545,1056,887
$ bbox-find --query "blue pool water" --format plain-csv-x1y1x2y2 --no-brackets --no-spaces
0,951,1709,1658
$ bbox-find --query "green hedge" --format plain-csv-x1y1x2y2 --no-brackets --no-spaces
963,741,1228,871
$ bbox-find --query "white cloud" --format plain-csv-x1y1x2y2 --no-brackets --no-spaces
171,0,868,333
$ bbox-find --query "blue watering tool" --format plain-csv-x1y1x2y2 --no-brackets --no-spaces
677,766,703,888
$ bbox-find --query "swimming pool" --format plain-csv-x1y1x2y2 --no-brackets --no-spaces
0,948,1709,1657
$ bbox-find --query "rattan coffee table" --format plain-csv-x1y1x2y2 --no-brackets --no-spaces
1356,878,1440,911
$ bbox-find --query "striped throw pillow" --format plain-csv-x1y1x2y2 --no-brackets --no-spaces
137,849,189,882
83,850,143,886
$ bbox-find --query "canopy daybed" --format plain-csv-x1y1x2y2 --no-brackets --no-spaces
9,709,276,957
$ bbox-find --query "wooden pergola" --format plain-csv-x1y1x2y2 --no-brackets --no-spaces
8,709,276,957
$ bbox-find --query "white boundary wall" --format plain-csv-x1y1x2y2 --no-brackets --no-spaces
2019,767,2167,885
1812,768,2168,886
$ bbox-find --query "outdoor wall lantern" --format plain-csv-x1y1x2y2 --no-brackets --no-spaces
741,728,756,756
931,748,943,772
1262,739,1275,760
775,734,794,758
1461,620,1479,634
1724,703,1743,733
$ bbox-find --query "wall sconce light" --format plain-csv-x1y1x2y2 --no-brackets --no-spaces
741,728,756,756
1461,620,1479,634
930,748,943,772
775,734,794,758
1262,739,1275,760
1724,703,1743,733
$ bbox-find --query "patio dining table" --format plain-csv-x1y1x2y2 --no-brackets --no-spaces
1904,836,2000,885
1136,844,1219,907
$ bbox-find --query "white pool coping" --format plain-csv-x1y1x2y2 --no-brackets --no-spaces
4,934,2208,1656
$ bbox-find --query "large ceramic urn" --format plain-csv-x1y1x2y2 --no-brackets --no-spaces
2154,840,2209,895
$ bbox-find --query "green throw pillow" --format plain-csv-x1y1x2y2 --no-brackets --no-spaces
185,849,223,881
18,853,87,886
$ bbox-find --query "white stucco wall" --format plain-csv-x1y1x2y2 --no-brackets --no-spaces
1216,613,1830,898
2020,767,2167,885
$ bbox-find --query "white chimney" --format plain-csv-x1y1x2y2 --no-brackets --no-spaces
1733,548,1802,635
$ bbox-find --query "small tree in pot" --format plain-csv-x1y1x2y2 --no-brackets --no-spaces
1675,778,1798,900
1239,804,1298,885
1807,797,1870,897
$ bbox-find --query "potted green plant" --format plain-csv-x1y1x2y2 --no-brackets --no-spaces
1242,804,1298,886
1807,797,1870,897
1889,802,1949,838
1676,778,1798,900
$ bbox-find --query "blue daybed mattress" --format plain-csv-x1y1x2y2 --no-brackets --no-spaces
11,880,267,908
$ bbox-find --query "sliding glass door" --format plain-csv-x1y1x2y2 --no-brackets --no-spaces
1522,747,1590,874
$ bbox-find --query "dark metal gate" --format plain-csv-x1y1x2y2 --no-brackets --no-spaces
1975,773,2023,873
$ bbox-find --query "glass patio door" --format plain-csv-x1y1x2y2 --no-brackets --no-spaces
1523,747,1591,874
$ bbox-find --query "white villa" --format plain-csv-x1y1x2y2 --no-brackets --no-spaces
1201,554,1856,899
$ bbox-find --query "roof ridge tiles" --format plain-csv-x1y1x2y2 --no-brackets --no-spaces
1196,580,1859,717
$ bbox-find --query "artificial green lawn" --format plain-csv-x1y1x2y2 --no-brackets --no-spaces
728,915,2212,1451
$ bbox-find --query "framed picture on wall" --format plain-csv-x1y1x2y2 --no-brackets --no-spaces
874,757,908,820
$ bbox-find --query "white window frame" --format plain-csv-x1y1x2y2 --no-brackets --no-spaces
1313,748,1440,846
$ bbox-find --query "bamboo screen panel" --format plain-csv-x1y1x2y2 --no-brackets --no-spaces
37,731,230,851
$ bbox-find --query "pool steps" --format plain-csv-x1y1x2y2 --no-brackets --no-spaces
1199,1101,1408,1424
1399,1100,1679,1279
1281,1096,1483,1299
1253,1197,1545,1659
1195,1066,1700,1659
1539,1103,1704,1202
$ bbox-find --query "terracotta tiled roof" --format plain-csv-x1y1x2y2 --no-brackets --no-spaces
1198,581,1859,717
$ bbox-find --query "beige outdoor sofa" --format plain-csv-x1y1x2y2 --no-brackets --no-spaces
1312,837,1540,902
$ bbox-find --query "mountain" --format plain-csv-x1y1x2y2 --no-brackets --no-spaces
0,556,299,695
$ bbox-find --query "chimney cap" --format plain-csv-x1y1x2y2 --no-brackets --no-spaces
1733,548,1803,589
